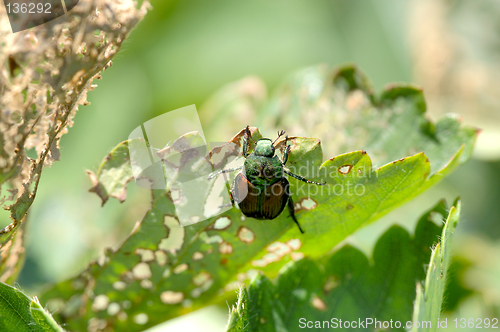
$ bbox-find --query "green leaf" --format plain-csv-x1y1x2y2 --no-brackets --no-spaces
0,223,26,284
259,65,477,172
30,297,65,332
226,286,249,331
412,199,461,332
0,282,64,332
40,65,475,331
0,0,150,283
87,141,134,206
226,199,460,332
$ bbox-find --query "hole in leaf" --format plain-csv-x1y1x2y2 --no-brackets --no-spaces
132,263,151,280
26,147,38,159
251,259,266,267
160,291,184,304
107,302,120,316
113,281,126,291
252,252,281,267
88,318,107,331
133,313,148,325
267,242,291,256
159,216,185,250
191,289,202,298
141,280,153,289
291,252,304,261
155,251,168,266
92,294,109,311
136,248,155,262
300,198,317,210
200,232,223,244
171,188,181,203
173,263,188,274
213,216,232,230
192,251,203,260
338,165,353,174
238,226,255,243
287,239,302,251
311,295,327,311
192,271,212,287
323,276,339,293
219,241,233,254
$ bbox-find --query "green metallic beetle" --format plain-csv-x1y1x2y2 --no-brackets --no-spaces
209,126,325,233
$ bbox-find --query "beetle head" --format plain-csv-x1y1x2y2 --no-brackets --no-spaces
253,139,275,157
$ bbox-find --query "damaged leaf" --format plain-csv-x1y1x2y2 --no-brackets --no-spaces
259,65,478,173
39,65,475,331
226,200,460,332
0,223,26,284
0,0,150,282
87,141,134,206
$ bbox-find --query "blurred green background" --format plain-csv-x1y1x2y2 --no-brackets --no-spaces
2,0,499,330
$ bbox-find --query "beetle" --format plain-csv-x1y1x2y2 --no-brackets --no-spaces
209,126,325,233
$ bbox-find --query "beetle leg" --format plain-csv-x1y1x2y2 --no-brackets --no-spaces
273,130,286,145
288,196,304,234
215,180,237,209
229,190,235,206
217,191,235,209
282,135,290,165
284,170,326,185
218,203,234,208
207,166,243,180
243,125,251,157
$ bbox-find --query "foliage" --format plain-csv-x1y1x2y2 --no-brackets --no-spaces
0,281,64,331
0,0,150,283
412,199,460,332
0,4,478,329
37,64,475,331
226,200,459,332
87,141,134,205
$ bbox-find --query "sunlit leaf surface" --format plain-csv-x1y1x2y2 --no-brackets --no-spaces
226,200,459,332
40,66,475,331
0,282,63,332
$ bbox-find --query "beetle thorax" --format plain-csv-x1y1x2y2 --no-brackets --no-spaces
253,139,275,157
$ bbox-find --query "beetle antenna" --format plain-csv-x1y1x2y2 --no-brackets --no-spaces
273,130,286,145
